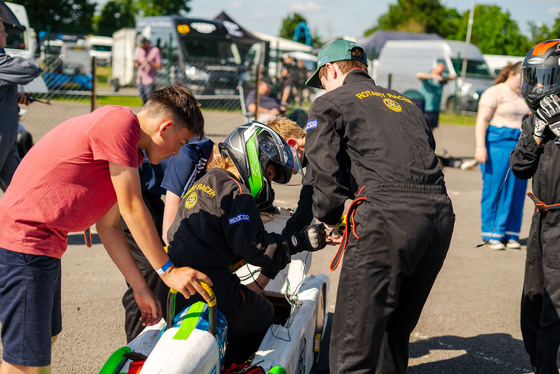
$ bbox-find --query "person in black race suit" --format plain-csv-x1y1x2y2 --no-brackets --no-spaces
304,39,455,373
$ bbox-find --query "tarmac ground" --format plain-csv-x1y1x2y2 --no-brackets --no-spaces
0,108,535,373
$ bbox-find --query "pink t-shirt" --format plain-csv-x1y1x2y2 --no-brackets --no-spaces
479,82,529,129
0,106,144,258
135,45,162,85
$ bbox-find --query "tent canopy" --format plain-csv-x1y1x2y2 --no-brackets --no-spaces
253,31,313,53
213,11,268,62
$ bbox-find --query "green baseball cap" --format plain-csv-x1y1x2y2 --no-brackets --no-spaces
305,39,368,89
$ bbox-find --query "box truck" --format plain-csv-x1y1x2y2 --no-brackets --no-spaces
111,17,247,96
375,39,494,112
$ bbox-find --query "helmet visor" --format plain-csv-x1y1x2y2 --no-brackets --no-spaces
521,65,560,98
260,140,303,184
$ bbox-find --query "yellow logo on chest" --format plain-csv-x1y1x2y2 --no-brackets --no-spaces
383,98,402,112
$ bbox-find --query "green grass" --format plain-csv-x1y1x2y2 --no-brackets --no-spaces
440,112,476,126
95,95,143,107
95,66,112,88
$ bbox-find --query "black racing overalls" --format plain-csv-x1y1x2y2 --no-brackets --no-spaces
160,168,293,365
510,113,560,373
305,69,455,373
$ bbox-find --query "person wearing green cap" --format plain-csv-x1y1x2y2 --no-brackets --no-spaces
303,39,455,373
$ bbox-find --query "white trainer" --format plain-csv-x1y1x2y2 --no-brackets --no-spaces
505,239,521,249
487,239,505,250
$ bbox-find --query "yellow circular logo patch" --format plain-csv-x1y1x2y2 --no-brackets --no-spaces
383,98,402,112
184,192,197,209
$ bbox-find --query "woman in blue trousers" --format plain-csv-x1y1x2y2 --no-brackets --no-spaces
474,62,530,250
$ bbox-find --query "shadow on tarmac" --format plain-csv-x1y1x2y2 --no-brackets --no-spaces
312,318,532,373
409,334,531,373
67,232,102,245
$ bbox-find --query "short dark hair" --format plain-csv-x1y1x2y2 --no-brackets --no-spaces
317,47,366,88
144,84,205,138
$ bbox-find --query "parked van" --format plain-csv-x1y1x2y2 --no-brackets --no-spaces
40,39,64,64
375,39,494,112
6,2,48,94
5,2,36,60
483,54,524,76
86,35,113,66
131,16,245,96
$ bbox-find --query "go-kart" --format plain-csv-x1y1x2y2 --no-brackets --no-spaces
99,208,329,374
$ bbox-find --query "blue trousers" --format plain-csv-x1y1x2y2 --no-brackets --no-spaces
480,125,527,241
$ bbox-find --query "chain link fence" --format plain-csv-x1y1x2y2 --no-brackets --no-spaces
21,56,317,144
21,57,250,143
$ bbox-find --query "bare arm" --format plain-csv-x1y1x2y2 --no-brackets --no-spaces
474,104,496,164
147,59,163,70
247,102,257,113
416,72,433,80
96,203,162,327
162,190,182,245
107,162,213,301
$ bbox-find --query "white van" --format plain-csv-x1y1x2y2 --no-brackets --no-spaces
483,54,524,76
85,35,113,66
5,2,48,94
5,2,36,60
375,39,494,112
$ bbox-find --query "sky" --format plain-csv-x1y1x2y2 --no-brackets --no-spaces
145,0,558,41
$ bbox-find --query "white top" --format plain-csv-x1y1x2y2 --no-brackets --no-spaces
479,82,528,129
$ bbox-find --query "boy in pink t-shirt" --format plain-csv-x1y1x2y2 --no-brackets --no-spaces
0,85,213,373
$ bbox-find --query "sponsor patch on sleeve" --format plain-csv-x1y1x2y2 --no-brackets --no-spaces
228,214,250,225
306,119,318,130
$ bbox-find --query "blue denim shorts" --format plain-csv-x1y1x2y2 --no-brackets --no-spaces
0,247,62,367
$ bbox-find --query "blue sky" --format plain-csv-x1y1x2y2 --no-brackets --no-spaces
177,0,558,40
94,0,559,40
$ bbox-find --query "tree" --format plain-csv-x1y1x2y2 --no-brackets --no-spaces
527,21,551,48
135,0,192,17
95,0,137,36
10,0,95,35
528,13,560,46
279,13,322,48
365,0,460,37
448,5,530,56
551,14,560,40
93,0,194,37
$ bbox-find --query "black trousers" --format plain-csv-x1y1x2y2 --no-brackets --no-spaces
330,187,454,373
157,267,275,366
121,191,165,343
521,210,560,373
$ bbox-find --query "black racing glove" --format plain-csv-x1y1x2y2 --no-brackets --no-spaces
537,94,560,138
286,224,327,255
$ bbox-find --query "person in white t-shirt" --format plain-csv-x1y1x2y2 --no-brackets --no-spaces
474,62,530,250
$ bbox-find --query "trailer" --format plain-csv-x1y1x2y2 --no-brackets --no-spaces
110,28,137,91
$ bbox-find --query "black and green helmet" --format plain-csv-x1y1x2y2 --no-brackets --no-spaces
219,121,301,210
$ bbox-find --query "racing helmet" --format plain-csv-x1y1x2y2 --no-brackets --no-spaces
521,39,560,112
219,121,302,210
